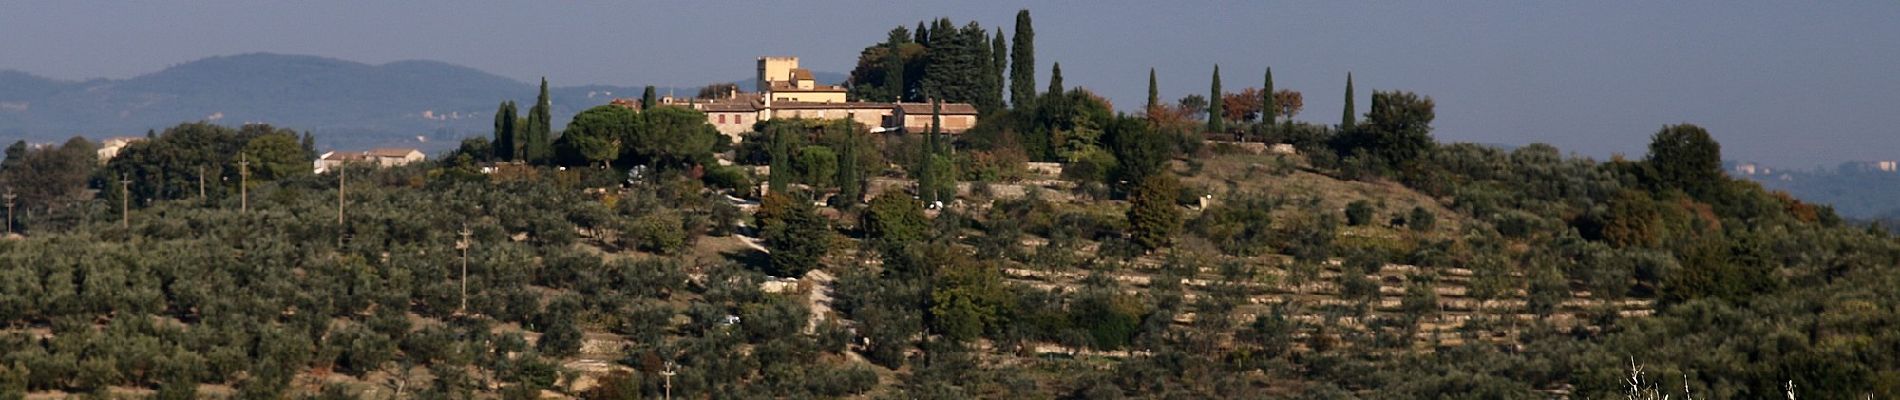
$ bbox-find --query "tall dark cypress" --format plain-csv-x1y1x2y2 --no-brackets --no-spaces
992,28,1008,109
915,21,929,45
1341,73,1357,130
1208,65,1224,134
884,35,908,102
769,124,790,194
836,117,862,204
1009,9,1036,109
1047,62,1063,95
494,101,518,161
526,78,553,164
1263,68,1276,124
1147,68,1159,113
641,86,658,110
966,23,999,113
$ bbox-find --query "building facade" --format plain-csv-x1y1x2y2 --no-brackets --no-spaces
630,56,978,143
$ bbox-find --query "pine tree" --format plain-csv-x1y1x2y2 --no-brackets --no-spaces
1010,9,1036,109
1342,72,1357,130
1207,65,1224,134
1047,62,1064,95
641,86,657,110
525,78,554,164
493,101,518,161
992,28,1008,109
1147,68,1159,113
1263,67,1277,124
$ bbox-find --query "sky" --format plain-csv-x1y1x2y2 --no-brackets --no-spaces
2,1,1896,168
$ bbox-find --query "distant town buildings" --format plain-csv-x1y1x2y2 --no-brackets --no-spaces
314,148,425,173
95,136,146,164
626,56,980,142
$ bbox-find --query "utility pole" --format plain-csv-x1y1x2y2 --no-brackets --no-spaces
457,224,472,314
3,188,14,236
119,174,130,228
337,168,345,247
238,154,250,212
197,165,205,200
660,361,678,400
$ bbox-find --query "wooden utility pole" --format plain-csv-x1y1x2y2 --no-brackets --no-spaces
238,154,250,212
660,361,678,400
337,169,345,247
457,224,472,314
119,175,130,228
3,188,15,236
197,165,205,199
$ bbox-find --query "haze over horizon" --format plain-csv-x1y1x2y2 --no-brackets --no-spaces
3,1,1896,168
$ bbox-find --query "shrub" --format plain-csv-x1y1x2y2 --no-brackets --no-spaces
1345,200,1377,226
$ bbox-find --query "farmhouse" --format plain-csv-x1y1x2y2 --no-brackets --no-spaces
628,56,979,142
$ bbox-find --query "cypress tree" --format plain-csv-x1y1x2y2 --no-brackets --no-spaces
525,78,554,164
641,86,657,110
885,35,908,102
494,101,518,161
917,102,940,205
1047,62,1064,95
992,28,1008,109
836,117,863,204
769,124,791,194
1146,68,1159,113
1342,73,1357,130
300,132,317,161
1263,68,1277,124
1009,9,1036,109
1207,65,1224,134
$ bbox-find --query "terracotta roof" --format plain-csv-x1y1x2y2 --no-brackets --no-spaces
791,68,815,81
766,81,846,92
895,102,979,115
366,148,421,157
770,101,895,110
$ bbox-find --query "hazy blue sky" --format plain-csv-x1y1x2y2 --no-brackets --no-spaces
3,1,1896,167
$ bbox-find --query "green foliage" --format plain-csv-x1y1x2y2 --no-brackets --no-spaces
864,192,928,245
240,130,309,181
1207,65,1224,134
630,106,722,171
795,145,838,188
494,101,519,161
1341,73,1356,130
929,250,1011,343
524,78,554,164
1645,124,1723,198
1104,115,1174,187
1345,200,1376,226
557,105,635,167
0,137,97,215
760,194,831,277
1407,206,1435,232
1126,174,1182,251
1070,287,1147,350
1010,9,1036,109
1331,91,1436,174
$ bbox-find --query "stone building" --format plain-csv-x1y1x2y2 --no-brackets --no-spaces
628,56,979,143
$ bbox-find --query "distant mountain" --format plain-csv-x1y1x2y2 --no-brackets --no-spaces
0,53,709,153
